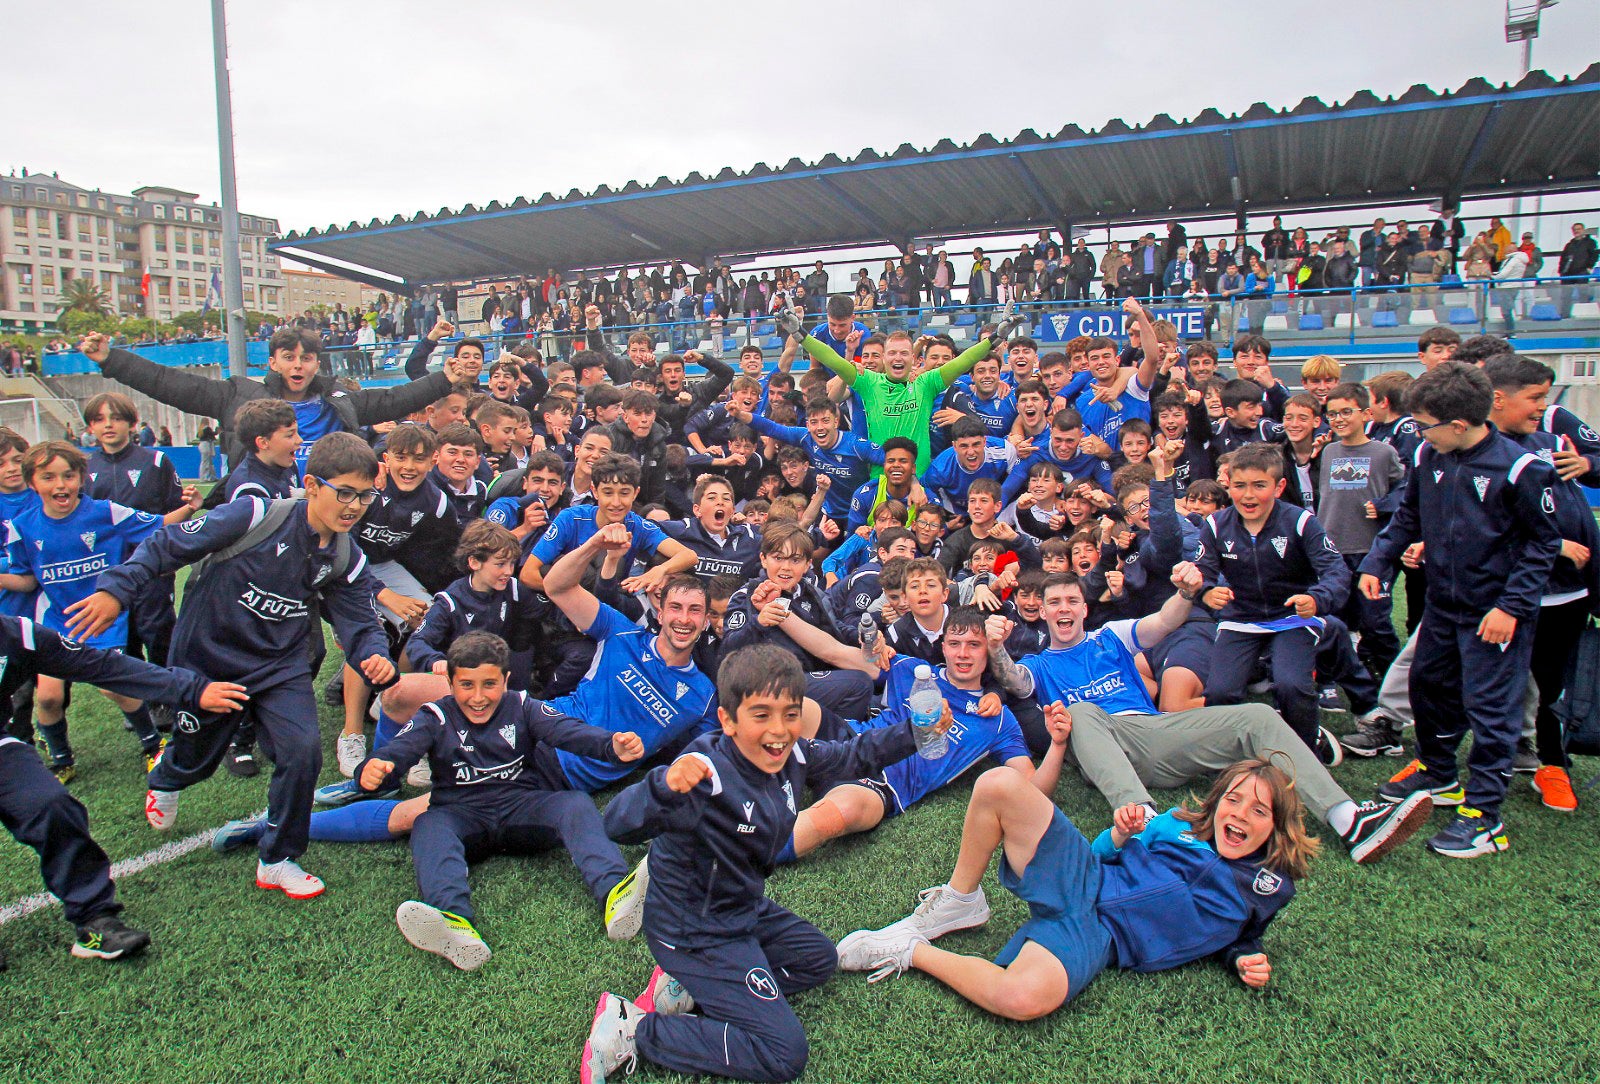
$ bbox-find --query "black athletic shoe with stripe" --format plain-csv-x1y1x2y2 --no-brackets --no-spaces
71,915,151,961
1340,793,1433,864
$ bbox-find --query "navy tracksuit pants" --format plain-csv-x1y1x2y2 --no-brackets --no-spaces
1206,625,1323,746
1410,609,1537,819
0,738,120,926
804,668,874,722
147,679,321,864
637,899,835,1083
408,788,626,921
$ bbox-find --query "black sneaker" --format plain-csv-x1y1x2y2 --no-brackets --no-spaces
1341,793,1433,864
71,915,151,960
1318,685,1343,710
224,745,259,778
321,673,345,707
1512,737,1539,774
1341,712,1405,758
1377,768,1464,807
1315,726,1344,767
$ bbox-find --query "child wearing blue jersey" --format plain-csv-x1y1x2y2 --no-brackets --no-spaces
783,607,1043,862
964,353,1018,438
482,450,566,548
922,418,1017,514
730,397,883,524
0,427,40,742
0,442,199,779
836,757,1314,1019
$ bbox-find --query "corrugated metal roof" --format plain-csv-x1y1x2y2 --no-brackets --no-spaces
272,66,1600,288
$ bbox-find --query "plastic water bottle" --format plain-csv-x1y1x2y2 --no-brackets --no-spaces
858,613,879,651
908,665,948,760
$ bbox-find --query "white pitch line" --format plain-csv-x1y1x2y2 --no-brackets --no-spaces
0,811,264,926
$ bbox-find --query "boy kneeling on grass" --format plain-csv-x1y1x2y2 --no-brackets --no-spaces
353,631,647,971
836,750,1312,1020
580,644,948,1084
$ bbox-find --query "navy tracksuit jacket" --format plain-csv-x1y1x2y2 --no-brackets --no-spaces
0,616,209,926
354,691,626,920
1358,427,1562,817
99,497,394,864
603,724,917,1082
722,577,873,720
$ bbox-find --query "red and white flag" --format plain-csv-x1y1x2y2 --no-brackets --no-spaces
140,266,151,297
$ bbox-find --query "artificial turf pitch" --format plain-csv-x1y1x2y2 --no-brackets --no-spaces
1,643,1597,1083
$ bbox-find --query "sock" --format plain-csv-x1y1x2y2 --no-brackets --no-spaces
124,706,159,750
1327,800,1357,836
944,884,981,902
774,835,798,865
37,719,72,763
309,800,403,843
374,709,401,750
1141,802,1160,823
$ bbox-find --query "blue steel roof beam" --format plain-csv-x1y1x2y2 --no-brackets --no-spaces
812,175,896,246
1005,154,1073,243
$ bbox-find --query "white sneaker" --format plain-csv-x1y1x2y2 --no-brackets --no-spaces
635,965,694,1015
579,992,642,1084
836,926,928,983
144,789,179,831
255,859,325,900
898,884,991,941
396,900,491,971
336,733,367,778
406,760,432,789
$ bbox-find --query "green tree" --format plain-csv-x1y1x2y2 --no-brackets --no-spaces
55,278,114,325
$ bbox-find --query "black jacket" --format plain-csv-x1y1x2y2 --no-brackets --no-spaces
99,347,453,464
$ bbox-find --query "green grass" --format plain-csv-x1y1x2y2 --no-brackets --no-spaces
3,636,1599,1083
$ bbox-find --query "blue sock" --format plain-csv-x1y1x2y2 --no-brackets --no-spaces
774,834,798,865
374,709,400,750
309,800,403,843
37,720,72,764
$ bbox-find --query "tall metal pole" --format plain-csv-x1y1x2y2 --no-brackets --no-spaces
211,0,247,377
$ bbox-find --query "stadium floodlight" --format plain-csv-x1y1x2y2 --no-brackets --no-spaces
1505,0,1557,44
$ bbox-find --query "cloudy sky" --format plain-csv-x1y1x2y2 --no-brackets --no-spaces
9,1,1594,239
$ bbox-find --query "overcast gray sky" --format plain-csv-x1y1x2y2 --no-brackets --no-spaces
8,1,1595,234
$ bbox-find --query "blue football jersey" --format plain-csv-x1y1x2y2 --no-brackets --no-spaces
1019,619,1157,715
530,504,667,571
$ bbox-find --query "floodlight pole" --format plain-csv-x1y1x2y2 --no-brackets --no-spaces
211,0,248,378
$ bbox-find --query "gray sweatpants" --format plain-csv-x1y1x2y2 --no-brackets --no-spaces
1063,701,1350,825
1377,628,1538,736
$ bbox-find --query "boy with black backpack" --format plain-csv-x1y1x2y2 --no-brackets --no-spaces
65,433,397,898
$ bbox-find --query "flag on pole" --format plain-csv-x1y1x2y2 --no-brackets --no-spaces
202,268,221,314
139,266,151,297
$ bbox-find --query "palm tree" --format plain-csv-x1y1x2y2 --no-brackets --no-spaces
56,278,113,323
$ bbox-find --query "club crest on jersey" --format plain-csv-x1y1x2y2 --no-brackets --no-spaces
1472,475,1489,501
1541,488,1556,514
34,539,42,550
411,511,425,526
80,532,96,550
726,609,747,631
311,563,332,586
1270,536,1287,558
782,779,796,814
127,469,142,486
181,518,205,533
276,542,289,556
175,711,201,734
745,968,779,1000
498,724,517,745
1252,868,1283,895
1581,424,1598,442
464,613,474,624
855,592,872,612
675,681,689,699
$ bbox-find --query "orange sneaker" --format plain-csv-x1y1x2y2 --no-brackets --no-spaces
1388,758,1424,784
1531,766,1577,812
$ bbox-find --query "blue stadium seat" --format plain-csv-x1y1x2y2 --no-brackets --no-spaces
1271,299,1289,314
1529,302,1561,321
1440,274,1463,287
1297,313,1325,331
1448,307,1478,325
760,335,783,350
755,322,775,336
1371,310,1399,328
951,313,977,327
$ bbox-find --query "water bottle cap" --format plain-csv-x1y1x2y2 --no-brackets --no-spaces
914,665,932,679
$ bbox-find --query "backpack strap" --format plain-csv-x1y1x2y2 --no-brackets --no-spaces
189,498,301,582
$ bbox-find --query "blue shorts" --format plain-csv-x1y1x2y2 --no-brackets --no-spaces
1146,619,1216,683
993,807,1114,1002
821,772,902,819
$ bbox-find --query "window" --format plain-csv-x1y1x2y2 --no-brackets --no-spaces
178,280,190,297
8,185,19,199
33,188,45,201
34,209,48,230
153,205,165,219
153,235,166,252
97,197,107,210
176,260,189,271
54,192,66,205
17,268,32,291
16,245,27,256
243,267,253,277
18,302,33,313
191,231,203,249
193,261,205,272
41,267,56,290
174,235,187,253
175,206,187,221
76,194,87,208
243,286,256,302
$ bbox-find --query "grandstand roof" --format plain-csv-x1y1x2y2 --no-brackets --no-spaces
272,66,1600,289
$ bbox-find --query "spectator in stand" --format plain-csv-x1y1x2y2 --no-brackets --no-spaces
1216,262,1245,337
1099,241,1123,300
1557,222,1598,317
1323,240,1357,324
1065,239,1095,302
1358,218,1386,287
969,257,994,312
156,427,173,447
1162,246,1192,299
1242,256,1275,334
1487,216,1514,268
1462,232,1496,280
1261,216,1290,287
928,252,954,309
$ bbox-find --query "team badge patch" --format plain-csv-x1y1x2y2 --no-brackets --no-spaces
1472,476,1489,501
175,711,201,734
80,532,96,550
726,609,746,631
127,469,142,486
1270,536,1287,558
180,518,205,533
675,682,689,699
745,968,779,1000
1252,868,1283,895
498,724,517,745
411,511,425,526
